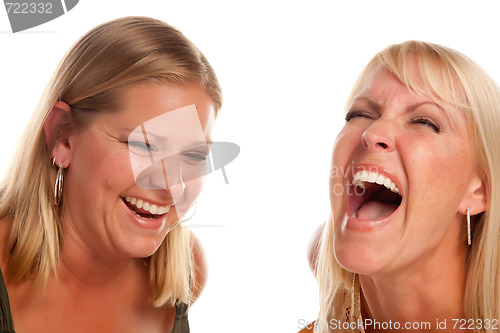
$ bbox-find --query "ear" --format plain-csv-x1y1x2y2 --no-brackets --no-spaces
44,101,73,168
458,172,488,216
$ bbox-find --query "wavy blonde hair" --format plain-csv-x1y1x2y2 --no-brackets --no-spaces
316,41,500,332
0,16,222,307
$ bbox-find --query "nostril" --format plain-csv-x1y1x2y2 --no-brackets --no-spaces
377,142,388,149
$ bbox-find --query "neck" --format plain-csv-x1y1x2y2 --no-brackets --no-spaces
60,244,139,289
359,241,468,333
59,228,144,290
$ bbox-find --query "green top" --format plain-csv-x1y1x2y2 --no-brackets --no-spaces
0,269,14,333
172,302,190,333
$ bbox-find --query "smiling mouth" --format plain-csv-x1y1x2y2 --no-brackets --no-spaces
122,195,171,220
348,170,402,220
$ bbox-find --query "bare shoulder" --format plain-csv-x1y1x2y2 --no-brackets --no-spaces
307,222,325,276
189,230,207,305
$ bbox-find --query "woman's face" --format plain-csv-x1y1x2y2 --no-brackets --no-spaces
331,65,481,275
60,82,215,259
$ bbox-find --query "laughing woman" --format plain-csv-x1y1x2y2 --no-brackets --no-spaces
0,17,221,332
303,41,500,333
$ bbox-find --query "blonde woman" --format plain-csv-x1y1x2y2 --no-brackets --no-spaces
302,41,500,333
0,16,222,332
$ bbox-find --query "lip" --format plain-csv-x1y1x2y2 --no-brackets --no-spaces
120,197,167,230
121,194,175,208
344,163,404,231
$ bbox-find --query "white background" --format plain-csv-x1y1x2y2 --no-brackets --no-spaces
1,1,500,332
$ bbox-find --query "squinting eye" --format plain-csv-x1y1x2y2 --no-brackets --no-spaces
411,117,441,133
183,152,208,164
345,110,372,122
127,141,158,154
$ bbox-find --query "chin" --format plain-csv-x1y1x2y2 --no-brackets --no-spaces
122,238,165,259
334,233,392,276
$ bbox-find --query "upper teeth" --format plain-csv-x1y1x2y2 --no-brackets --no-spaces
123,196,171,215
352,170,400,194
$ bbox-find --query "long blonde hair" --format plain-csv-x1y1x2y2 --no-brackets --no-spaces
0,16,222,307
316,41,500,331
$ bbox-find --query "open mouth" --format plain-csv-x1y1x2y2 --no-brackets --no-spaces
121,195,171,220
348,170,402,220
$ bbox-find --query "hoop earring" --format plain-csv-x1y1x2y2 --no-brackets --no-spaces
467,207,471,246
54,160,64,206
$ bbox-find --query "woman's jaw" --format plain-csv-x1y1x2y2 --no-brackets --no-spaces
331,162,408,274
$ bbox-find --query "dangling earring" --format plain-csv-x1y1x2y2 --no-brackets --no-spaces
467,207,471,246
54,159,64,206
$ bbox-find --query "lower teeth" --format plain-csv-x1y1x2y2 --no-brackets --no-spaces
136,213,154,220
132,210,161,220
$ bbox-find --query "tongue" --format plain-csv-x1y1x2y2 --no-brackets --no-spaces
357,200,398,220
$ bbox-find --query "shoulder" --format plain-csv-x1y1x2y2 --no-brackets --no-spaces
189,230,207,305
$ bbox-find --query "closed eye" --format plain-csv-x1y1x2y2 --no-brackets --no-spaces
183,151,208,164
127,141,159,152
411,117,440,132
345,110,373,122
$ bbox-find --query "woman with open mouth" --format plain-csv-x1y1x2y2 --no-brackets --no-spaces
0,16,222,332
302,41,500,332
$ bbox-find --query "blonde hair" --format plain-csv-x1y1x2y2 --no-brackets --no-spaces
316,41,500,331
0,16,222,307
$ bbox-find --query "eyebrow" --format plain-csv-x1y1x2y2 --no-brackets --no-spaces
408,101,445,113
135,128,167,143
351,97,445,114
136,128,212,150
133,129,212,145
351,97,381,112
351,96,457,129
188,140,213,148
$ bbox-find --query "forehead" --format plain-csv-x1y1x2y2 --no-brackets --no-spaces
95,82,216,140
352,66,434,108
355,65,460,107
128,104,208,147
357,66,408,96
117,82,215,127
356,60,467,107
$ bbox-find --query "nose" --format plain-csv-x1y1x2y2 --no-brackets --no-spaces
361,120,395,152
158,158,185,198
136,157,186,198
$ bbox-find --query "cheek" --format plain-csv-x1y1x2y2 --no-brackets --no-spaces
401,136,473,217
332,126,364,166
330,128,361,217
330,129,361,189
331,130,350,178
98,150,135,183
186,176,205,199
81,149,134,194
